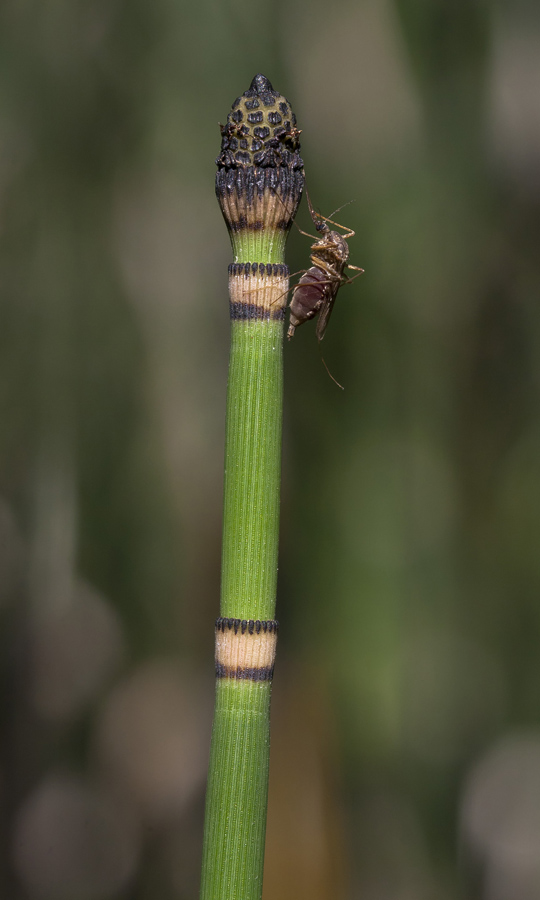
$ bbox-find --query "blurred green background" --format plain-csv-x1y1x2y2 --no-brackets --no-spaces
1,0,540,898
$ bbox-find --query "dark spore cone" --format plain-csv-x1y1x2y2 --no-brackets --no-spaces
216,74,304,248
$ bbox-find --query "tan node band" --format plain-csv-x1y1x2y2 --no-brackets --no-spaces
228,264,289,320
215,617,278,681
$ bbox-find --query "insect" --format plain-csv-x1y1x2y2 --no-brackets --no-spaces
287,192,364,341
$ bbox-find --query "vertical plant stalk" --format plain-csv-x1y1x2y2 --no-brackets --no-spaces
200,75,304,900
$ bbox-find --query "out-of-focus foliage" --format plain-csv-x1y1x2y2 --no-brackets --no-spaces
1,0,540,897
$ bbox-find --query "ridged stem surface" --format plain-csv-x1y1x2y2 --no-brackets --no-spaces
221,319,283,622
200,306,284,900
201,680,272,900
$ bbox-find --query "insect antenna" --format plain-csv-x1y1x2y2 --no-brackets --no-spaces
305,188,327,233
290,220,318,241
305,188,356,235
305,190,355,236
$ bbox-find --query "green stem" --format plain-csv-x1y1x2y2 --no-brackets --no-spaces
221,319,283,622
201,679,272,899
200,75,304,900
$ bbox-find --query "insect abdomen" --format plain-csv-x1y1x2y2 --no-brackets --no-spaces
287,267,327,339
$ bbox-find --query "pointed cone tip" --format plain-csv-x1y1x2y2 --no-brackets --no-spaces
250,73,274,94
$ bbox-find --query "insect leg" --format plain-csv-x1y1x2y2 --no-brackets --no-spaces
268,271,307,307
241,270,308,306
320,352,345,390
326,199,355,221
340,269,364,286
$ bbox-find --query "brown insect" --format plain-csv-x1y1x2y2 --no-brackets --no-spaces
287,192,363,340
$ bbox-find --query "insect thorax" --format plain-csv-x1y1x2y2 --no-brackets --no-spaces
312,232,349,275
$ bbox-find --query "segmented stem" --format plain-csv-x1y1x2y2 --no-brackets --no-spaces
200,75,304,900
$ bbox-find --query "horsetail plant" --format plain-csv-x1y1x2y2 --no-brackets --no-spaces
199,75,304,900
